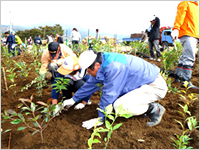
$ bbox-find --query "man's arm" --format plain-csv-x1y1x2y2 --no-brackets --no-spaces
39,50,49,74
172,1,187,30
51,73,64,104
98,62,129,120
73,77,101,102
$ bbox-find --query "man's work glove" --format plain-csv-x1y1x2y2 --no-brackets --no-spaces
74,103,85,110
62,98,76,111
82,118,103,129
52,103,62,117
171,29,179,40
45,72,52,80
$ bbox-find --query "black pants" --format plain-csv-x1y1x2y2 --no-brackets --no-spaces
62,78,85,99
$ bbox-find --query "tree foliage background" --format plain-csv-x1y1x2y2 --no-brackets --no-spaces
15,24,64,42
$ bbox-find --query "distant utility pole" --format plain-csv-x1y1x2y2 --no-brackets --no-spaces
88,29,90,46
9,11,12,32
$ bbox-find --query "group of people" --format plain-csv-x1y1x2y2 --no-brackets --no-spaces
140,1,198,89
1,1,197,130
37,1,199,130
2,30,26,56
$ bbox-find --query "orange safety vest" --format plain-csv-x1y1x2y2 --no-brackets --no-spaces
172,1,199,39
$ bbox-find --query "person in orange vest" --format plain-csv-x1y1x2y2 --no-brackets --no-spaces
39,42,76,83
171,1,199,89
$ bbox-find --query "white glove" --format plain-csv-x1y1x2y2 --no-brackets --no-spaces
171,29,179,40
82,118,103,129
74,103,85,110
62,98,76,111
52,104,62,116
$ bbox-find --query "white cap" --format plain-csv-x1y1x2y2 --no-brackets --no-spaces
78,50,97,78
150,15,156,21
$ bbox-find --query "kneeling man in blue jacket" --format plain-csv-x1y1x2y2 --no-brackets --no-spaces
62,50,168,129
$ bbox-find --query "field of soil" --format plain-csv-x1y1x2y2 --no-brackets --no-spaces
1,50,199,149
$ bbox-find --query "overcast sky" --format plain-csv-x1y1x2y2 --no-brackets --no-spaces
1,1,181,35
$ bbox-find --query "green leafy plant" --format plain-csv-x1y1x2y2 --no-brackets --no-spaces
88,104,133,149
6,72,16,83
179,83,199,105
30,59,42,75
51,77,70,93
160,72,180,94
1,97,60,143
185,116,199,131
177,103,191,117
13,60,31,78
35,75,48,97
160,48,180,72
171,130,193,149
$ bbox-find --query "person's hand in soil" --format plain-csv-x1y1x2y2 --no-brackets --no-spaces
82,118,103,129
45,72,52,80
62,98,76,111
74,100,87,109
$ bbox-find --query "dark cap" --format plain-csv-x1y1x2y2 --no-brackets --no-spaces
48,42,59,52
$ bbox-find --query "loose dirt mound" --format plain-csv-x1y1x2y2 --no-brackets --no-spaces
1,52,199,149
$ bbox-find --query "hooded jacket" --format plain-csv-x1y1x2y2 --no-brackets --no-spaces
172,1,199,39
39,44,76,74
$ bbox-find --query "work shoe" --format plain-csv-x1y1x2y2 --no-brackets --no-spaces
174,77,181,83
150,57,155,61
146,103,165,126
181,81,199,89
157,58,161,62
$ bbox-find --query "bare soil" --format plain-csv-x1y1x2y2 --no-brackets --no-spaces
1,52,199,149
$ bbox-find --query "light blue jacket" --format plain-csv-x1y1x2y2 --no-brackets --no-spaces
73,52,160,119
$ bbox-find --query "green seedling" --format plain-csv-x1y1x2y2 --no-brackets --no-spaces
171,130,193,149
160,48,180,72
177,103,191,117
35,75,47,97
13,60,31,79
6,73,16,83
78,43,88,53
30,59,42,75
179,84,198,105
160,72,180,94
88,104,133,149
1,97,60,143
51,77,70,93
174,119,184,130
185,116,199,131
174,103,191,130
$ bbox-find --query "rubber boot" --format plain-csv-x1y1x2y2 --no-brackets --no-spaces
174,64,182,83
180,65,198,89
146,103,166,126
